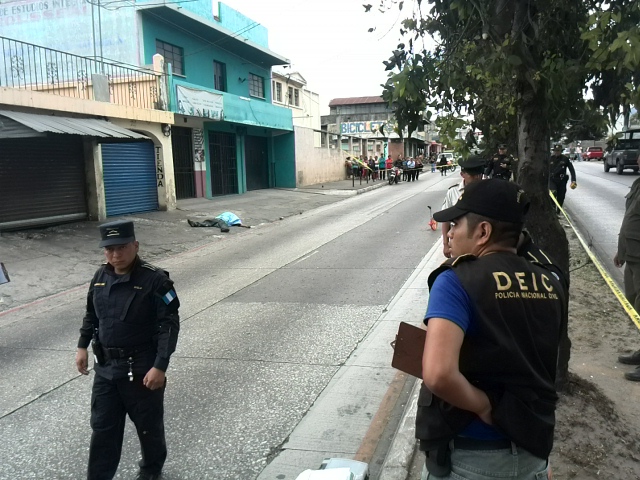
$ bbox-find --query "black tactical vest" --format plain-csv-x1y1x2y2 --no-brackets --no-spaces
415,252,566,459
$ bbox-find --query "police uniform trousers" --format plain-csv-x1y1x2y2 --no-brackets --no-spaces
88,373,166,480
549,179,567,207
624,261,640,314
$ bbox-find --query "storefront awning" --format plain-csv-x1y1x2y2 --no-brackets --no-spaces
0,111,148,139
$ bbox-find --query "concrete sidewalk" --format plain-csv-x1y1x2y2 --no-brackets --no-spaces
257,239,444,480
0,179,387,313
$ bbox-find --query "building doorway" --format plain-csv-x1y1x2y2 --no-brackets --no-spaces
245,135,269,191
171,126,195,199
209,132,238,195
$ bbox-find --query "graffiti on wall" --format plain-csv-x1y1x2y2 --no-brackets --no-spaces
0,0,87,26
193,128,204,163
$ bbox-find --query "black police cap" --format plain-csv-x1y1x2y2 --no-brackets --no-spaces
458,155,486,173
434,179,529,224
99,220,136,247
498,144,507,149
553,144,562,151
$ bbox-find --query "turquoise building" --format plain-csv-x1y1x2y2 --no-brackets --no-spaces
2,0,295,198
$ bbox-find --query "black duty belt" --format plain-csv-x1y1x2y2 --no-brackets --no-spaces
102,344,153,360
453,437,513,451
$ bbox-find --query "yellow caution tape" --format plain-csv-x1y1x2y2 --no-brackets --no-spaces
550,191,640,331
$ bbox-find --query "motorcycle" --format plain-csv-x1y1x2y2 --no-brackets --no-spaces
388,167,401,185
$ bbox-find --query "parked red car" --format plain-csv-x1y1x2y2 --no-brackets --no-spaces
583,146,604,161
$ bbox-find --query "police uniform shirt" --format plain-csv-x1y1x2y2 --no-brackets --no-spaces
442,181,464,210
78,256,180,379
488,154,513,178
549,154,576,183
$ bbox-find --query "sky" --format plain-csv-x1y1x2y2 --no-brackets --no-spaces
224,0,411,114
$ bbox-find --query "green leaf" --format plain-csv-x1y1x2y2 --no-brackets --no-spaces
508,55,523,66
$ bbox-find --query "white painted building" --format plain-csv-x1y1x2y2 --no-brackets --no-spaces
271,71,321,131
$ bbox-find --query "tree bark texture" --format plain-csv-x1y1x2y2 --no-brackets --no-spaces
517,91,571,391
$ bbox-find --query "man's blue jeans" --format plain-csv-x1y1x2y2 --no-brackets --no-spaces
421,443,549,480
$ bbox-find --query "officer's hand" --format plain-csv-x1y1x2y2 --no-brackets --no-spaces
614,253,625,268
570,182,577,190
143,367,166,390
76,348,89,375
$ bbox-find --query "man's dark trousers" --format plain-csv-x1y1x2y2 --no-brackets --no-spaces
550,180,567,207
88,374,166,480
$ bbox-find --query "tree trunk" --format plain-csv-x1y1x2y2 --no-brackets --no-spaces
517,90,571,391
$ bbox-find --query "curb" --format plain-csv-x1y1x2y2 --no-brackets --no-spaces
378,240,445,480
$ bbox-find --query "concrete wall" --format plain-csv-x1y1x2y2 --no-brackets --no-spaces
142,15,273,100
294,126,348,186
1,0,139,64
171,1,269,47
0,87,174,124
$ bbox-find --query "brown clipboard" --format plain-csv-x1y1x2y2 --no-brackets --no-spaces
391,321,426,378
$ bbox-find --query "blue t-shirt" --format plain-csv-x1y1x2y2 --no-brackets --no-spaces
424,270,506,440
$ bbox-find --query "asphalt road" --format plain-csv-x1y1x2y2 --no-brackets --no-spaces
563,161,638,288
0,172,455,479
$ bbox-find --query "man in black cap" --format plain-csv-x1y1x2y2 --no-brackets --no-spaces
549,144,577,209
484,144,515,180
75,220,180,480
416,179,567,480
440,155,485,258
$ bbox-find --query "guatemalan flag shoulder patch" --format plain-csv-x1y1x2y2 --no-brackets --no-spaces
162,288,177,305
156,278,179,312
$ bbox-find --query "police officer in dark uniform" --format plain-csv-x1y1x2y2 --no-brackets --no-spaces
484,144,515,180
75,220,180,480
416,179,567,479
549,143,577,208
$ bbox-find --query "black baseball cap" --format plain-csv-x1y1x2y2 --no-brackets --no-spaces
498,144,507,149
458,155,486,173
99,220,136,247
433,179,530,224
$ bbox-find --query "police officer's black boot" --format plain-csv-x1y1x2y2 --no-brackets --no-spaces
135,472,160,480
624,366,640,382
618,349,640,365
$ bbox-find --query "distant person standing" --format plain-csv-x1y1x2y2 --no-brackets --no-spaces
438,155,448,176
379,155,387,180
485,144,515,180
549,144,577,208
615,152,640,381
76,221,180,480
440,156,485,257
416,155,423,180
407,157,416,181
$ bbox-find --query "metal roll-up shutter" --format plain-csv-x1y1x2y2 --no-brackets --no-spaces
102,142,159,216
0,136,86,230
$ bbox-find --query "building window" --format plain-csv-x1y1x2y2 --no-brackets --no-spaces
214,61,226,92
274,81,282,102
156,39,184,76
249,73,264,98
288,86,293,105
294,88,300,107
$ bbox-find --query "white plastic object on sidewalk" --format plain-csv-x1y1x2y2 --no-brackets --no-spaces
294,468,353,480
